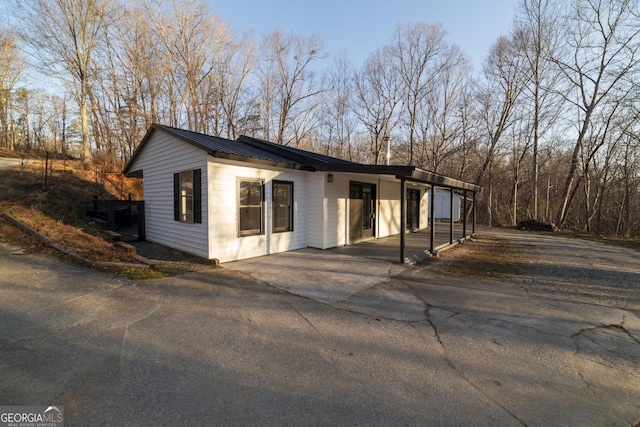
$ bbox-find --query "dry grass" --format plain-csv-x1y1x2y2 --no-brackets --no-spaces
0,158,144,271
425,234,524,278
558,230,640,252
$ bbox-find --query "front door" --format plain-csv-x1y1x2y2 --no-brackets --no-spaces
349,182,376,242
406,189,420,230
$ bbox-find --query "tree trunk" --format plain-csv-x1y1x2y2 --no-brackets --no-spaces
81,77,91,163
557,107,593,227
531,82,539,219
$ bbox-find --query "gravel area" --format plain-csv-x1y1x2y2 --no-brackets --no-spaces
485,227,640,317
131,240,219,273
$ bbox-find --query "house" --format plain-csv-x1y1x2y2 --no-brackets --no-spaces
124,124,480,263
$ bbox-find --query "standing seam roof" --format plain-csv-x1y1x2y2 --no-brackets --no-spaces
124,124,481,192
158,125,304,166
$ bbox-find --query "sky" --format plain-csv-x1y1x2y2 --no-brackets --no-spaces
210,0,519,74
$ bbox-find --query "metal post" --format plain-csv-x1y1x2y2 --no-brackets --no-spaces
400,178,406,263
430,184,436,253
127,193,133,226
472,192,476,234
107,200,116,231
138,201,146,241
463,190,468,238
449,188,454,244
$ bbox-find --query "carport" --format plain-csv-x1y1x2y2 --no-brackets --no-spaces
322,164,481,264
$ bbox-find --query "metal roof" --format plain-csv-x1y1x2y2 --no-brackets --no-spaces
153,125,305,167
237,135,358,167
124,124,481,192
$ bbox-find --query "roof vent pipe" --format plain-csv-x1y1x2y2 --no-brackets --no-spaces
383,135,391,166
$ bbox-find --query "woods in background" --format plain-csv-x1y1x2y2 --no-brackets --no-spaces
1,0,639,236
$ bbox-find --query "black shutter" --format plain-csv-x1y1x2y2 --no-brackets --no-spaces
193,168,202,223
173,172,180,221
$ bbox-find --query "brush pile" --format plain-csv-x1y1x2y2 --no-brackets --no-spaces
516,219,559,232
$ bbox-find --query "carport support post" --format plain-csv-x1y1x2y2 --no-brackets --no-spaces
449,188,454,244
107,199,116,231
400,178,406,263
463,190,467,238
138,201,146,241
472,191,476,234
430,184,436,253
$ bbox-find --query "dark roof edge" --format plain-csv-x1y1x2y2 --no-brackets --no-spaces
407,168,481,192
317,164,481,192
237,135,322,168
125,124,202,175
124,124,311,176
125,125,480,191
210,151,313,171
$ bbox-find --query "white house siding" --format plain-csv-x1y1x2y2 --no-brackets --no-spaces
312,174,436,248
435,188,461,221
378,179,401,238
207,159,307,262
306,172,325,249
322,172,349,248
128,132,209,257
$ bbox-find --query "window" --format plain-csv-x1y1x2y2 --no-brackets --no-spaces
173,169,201,224
273,181,293,232
180,170,194,222
238,179,264,236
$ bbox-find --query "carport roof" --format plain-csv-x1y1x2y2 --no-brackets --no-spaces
124,124,480,192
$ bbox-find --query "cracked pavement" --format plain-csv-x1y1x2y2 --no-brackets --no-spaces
1,227,640,426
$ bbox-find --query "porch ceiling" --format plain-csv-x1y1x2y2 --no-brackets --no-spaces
320,164,481,193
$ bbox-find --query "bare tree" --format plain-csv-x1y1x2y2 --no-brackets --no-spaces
389,22,448,165
513,0,564,220
217,32,255,139
475,35,527,186
472,35,528,225
0,30,25,150
258,30,326,145
18,0,112,162
552,0,640,227
101,1,167,161
353,47,404,164
148,0,222,133
507,115,534,226
318,53,358,159
417,45,473,174
614,127,640,235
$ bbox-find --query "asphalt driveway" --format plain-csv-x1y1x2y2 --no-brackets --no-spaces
1,228,639,426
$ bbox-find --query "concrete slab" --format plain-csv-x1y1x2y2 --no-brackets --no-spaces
224,248,408,304
330,222,474,263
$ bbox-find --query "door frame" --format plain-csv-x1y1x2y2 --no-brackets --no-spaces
349,181,376,243
406,188,420,231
